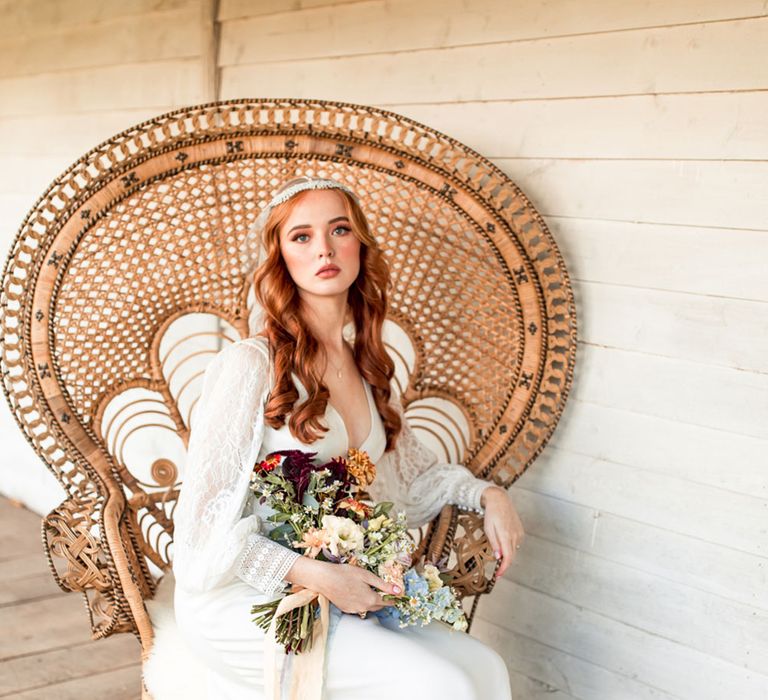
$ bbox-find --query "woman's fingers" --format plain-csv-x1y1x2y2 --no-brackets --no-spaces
486,522,501,561
487,523,509,579
497,525,526,578
497,538,512,578
369,592,396,610
364,570,401,596
482,491,527,581
361,586,396,612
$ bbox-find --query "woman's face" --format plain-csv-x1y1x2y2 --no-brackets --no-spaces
278,190,361,300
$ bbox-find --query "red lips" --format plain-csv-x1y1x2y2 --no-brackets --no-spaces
316,264,340,275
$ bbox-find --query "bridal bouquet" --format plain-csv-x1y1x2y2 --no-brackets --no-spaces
249,447,468,654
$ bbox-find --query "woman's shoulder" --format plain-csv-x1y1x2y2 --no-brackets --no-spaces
234,335,270,357
211,336,271,373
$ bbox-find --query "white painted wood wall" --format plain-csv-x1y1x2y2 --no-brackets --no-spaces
1,2,766,698
0,0,211,514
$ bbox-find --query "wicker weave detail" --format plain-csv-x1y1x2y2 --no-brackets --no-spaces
41,497,134,638
0,99,577,651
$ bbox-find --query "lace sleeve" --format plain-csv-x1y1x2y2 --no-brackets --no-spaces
235,533,300,595
376,396,491,529
172,338,299,594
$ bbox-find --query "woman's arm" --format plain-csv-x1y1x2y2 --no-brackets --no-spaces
172,339,299,594
378,396,493,529
380,396,525,573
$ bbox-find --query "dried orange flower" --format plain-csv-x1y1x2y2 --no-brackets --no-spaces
345,448,376,488
337,497,373,519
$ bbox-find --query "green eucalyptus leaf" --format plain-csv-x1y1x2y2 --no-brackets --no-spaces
302,493,319,510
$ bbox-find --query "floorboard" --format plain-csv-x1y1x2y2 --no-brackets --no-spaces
0,496,142,699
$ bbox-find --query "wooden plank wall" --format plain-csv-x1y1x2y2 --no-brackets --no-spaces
0,0,209,216
0,0,211,515
216,2,768,698
1,1,766,698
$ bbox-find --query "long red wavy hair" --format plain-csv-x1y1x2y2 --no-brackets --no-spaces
251,181,402,451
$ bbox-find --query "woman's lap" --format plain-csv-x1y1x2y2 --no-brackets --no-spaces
174,580,511,699
325,613,474,698
378,615,512,699
174,578,273,688
326,613,511,700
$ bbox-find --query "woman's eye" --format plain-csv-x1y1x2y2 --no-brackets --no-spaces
332,226,351,235
292,233,309,242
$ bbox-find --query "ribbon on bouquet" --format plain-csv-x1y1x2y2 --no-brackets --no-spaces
264,585,331,700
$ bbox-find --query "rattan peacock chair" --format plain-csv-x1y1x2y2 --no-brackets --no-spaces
0,98,576,698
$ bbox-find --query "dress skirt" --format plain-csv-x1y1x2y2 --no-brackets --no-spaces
174,578,512,699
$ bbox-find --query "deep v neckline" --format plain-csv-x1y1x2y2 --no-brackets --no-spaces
291,371,375,452
327,374,375,452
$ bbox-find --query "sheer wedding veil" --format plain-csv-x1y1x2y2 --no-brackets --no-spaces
243,176,361,338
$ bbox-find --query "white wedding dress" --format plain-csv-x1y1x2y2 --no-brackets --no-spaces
172,336,512,699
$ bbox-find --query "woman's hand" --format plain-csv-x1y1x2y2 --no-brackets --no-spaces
315,561,400,615
480,485,524,579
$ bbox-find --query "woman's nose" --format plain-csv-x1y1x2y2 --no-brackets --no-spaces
316,233,334,257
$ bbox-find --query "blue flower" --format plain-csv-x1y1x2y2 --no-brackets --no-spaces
433,587,452,608
404,569,429,596
373,606,400,623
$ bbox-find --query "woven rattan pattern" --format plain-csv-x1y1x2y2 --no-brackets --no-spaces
0,99,577,658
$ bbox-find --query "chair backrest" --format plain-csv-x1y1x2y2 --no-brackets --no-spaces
0,99,576,645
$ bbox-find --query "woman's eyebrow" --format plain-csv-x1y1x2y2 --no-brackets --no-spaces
287,216,349,233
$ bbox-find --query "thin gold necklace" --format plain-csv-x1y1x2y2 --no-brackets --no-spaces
326,345,347,379
328,357,343,379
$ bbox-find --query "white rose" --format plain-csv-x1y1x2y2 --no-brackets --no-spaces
321,514,365,557
422,563,443,592
367,514,387,531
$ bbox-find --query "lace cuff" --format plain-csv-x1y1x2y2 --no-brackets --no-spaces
448,474,489,515
235,533,302,595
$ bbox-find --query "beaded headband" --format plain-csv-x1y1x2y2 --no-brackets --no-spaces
265,176,358,211
250,175,360,251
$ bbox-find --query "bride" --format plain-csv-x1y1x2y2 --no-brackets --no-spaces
172,175,523,699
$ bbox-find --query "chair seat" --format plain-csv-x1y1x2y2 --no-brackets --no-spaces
142,572,206,700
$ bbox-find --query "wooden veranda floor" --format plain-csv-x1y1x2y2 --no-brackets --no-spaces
0,495,141,698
